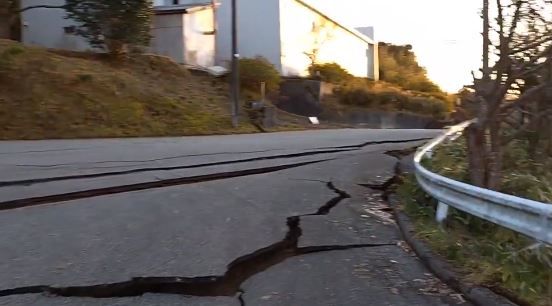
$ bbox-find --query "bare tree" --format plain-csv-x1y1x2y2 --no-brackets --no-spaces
466,0,552,189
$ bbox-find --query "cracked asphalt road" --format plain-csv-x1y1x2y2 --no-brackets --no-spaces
0,129,470,306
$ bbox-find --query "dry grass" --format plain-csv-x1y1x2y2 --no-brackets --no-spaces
0,39,313,140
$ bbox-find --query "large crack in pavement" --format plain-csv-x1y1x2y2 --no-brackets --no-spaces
1,137,432,187
0,181,394,303
12,149,287,168
0,149,351,187
299,181,351,216
315,137,433,150
0,160,332,211
0,139,431,211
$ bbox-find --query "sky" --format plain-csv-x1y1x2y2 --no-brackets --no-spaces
305,0,484,92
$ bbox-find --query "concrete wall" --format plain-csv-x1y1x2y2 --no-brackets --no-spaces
279,0,375,79
151,14,185,63
183,8,215,67
323,110,439,129
215,0,281,69
20,0,93,51
277,79,323,117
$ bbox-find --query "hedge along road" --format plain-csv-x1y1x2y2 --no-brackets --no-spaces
0,129,468,306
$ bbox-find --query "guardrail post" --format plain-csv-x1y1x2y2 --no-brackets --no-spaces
436,202,449,223
425,149,433,159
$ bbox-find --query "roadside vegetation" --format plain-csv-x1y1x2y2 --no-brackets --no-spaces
398,136,552,305
0,40,312,139
420,137,551,306
426,137,552,203
309,49,453,121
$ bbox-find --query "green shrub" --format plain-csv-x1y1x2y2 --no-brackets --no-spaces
0,45,25,72
308,62,352,84
337,87,375,107
335,83,448,119
402,97,448,119
77,74,94,82
3,45,25,57
238,57,281,92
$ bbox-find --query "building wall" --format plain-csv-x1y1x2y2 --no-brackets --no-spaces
279,0,374,79
215,0,281,70
20,0,92,51
183,8,215,67
151,14,185,63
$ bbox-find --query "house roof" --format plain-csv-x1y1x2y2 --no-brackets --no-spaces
154,2,211,15
294,0,376,45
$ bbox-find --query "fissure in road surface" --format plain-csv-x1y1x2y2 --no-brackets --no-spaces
1,137,431,187
301,181,351,216
0,181,394,301
316,137,433,150
0,149,351,187
0,160,331,211
359,147,423,201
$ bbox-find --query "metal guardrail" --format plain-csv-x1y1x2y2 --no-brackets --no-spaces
413,121,552,245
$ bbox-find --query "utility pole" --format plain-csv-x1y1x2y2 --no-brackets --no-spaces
211,0,217,43
230,0,239,127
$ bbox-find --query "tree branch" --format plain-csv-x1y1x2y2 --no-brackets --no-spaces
507,0,523,42
499,82,550,113
501,109,552,145
17,5,65,13
510,34,552,55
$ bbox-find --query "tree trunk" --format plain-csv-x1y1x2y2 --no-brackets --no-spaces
466,124,488,187
548,119,552,157
527,102,540,159
487,119,503,190
0,0,9,38
105,39,128,60
0,14,10,39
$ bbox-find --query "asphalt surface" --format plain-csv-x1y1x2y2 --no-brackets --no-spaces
0,129,470,306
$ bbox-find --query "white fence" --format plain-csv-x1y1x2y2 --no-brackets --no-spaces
413,121,552,245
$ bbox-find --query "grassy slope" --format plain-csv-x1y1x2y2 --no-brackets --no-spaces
0,40,312,140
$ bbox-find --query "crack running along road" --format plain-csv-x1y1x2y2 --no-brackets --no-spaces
0,160,330,211
0,137,431,187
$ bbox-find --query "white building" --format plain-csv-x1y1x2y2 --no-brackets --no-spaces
151,3,215,67
165,0,379,79
19,0,378,79
20,0,216,67
214,0,379,79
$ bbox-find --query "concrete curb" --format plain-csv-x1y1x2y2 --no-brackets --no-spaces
388,194,518,306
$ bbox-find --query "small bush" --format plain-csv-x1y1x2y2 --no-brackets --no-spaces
402,97,448,119
239,57,281,92
0,45,25,72
77,74,93,82
335,83,448,119
309,62,352,84
4,46,25,57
